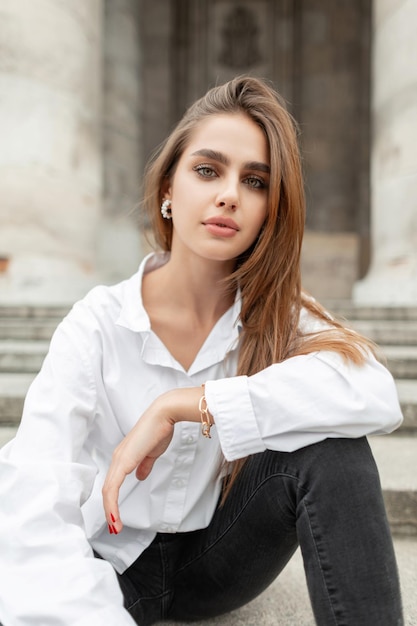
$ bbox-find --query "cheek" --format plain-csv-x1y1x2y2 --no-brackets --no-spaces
245,211,267,248
255,202,268,230
250,206,268,243
171,176,201,213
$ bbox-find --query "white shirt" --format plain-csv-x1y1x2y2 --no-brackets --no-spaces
0,252,403,625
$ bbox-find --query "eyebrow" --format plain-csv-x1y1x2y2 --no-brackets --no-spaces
190,148,270,174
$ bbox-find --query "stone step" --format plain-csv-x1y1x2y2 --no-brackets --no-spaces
0,372,35,424
327,302,417,321
0,305,70,319
0,340,49,373
348,319,417,345
396,380,417,433
155,537,417,625
0,318,60,340
0,426,17,447
383,345,417,379
369,436,417,537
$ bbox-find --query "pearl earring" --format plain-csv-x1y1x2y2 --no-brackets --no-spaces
161,199,172,219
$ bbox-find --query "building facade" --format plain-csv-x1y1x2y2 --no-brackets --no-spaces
0,0,416,304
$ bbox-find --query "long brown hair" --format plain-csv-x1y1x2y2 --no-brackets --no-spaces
142,76,376,495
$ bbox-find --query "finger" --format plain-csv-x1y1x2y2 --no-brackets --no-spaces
102,435,147,533
107,511,120,535
102,464,127,533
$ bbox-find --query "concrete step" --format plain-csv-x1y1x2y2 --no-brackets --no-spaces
155,537,417,625
327,302,417,321
383,346,417,379
349,319,417,345
0,426,17,447
396,380,417,433
0,305,69,319
0,340,49,373
0,373,35,424
0,318,60,340
369,436,417,537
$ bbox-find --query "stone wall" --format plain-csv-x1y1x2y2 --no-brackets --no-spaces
355,0,417,304
99,0,143,283
0,1,103,302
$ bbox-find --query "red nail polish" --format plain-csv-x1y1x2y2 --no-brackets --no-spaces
108,523,113,534
112,524,118,535
110,513,116,523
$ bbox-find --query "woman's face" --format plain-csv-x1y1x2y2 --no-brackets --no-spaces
164,112,270,267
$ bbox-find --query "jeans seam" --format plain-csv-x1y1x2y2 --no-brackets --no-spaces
175,470,300,574
125,541,170,616
303,497,338,626
160,538,173,618
126,589,170,613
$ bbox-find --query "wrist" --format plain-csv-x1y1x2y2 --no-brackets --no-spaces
159,387,204,425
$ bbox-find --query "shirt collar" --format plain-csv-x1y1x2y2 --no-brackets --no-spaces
115,251,242,334
115,252,169,333
115,252,242,373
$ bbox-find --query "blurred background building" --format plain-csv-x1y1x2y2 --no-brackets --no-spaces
0,0,416,304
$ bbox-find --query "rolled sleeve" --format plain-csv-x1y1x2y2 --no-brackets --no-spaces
205,350,403,460
204,376,266,461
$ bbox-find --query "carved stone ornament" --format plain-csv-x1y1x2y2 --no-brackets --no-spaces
218,5,262,69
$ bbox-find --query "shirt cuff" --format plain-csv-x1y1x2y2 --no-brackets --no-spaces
205,376,266,462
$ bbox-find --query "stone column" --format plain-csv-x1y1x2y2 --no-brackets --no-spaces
98,0,143,282
354,0,417,304
0,0,103,303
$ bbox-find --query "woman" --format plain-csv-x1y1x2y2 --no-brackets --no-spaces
0,76,404,625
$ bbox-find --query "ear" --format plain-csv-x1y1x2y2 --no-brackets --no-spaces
161,176,172,201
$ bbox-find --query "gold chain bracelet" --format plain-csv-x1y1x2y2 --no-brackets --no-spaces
199,386,213,438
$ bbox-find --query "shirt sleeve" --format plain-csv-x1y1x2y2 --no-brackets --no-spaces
204,350,404,462
0,314,136,626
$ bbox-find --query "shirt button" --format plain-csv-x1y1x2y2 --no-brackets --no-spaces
174,479,185,488
161,524,173,532
185,435,195,444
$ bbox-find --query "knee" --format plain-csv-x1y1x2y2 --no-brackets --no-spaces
297,437,382,497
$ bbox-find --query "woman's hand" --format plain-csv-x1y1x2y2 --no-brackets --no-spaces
102,387,203,534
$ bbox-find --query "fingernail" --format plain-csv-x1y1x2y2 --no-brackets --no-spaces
111,524,118,535
110,513,116,523
108,523,113,534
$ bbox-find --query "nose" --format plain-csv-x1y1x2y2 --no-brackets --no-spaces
215,177,239,210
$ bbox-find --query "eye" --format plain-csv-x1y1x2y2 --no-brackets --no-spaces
244,176,267,189
193,164,218,178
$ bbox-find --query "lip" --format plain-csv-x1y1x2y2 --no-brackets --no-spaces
203,216,240,231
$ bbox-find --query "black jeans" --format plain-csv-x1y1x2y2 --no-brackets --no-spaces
116,437,403,625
